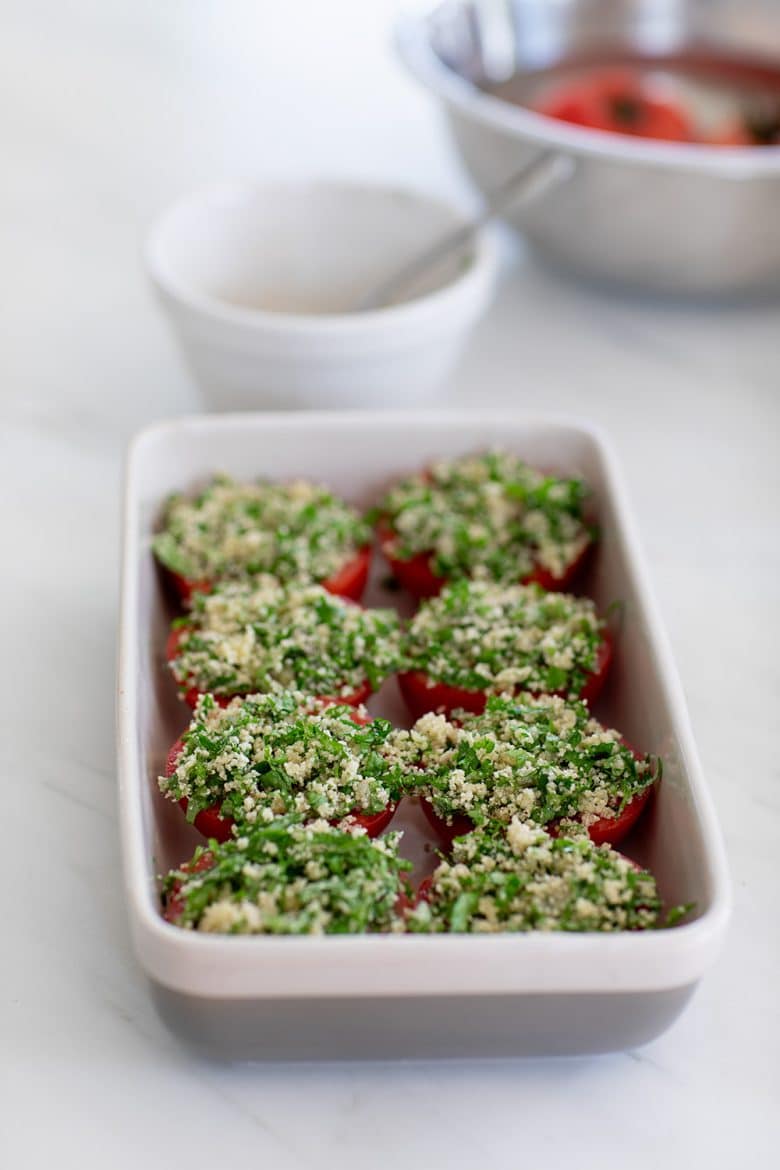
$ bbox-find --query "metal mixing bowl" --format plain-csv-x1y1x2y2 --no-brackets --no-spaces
396,0,780,294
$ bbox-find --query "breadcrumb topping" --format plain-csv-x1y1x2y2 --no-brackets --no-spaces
407,821,661,932
152,474,369,585
381,451,591,582
170,577,401,699
159,692,410,827
402,579,603,695
164,818,410,935
404,695,657,830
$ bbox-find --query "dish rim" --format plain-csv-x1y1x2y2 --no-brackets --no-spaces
144,178,499,336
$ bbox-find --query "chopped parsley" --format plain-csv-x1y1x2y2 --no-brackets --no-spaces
159,691,409,827
152,474,370,586
170,578,401,700
402,579,604,696
407,821,662,933
163,818,411,934
381,451,591,583
404,694,657,830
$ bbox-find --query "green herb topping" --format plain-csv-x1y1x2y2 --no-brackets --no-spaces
381,451,591,583
407,821,661,933
404,695,657,830
170,577,401,700
152,474,370,586
159,692,408,827
402,579,604,696
164,818,410,934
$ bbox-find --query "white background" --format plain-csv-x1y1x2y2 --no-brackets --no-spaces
1,1,778,1166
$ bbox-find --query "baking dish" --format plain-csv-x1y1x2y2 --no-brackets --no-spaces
117,411,730,1059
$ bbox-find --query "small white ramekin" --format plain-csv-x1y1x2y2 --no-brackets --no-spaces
145,180,497,411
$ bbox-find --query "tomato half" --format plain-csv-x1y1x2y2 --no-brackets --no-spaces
163,849,215,924
165,849,407,926
320,546,372,601
379,520,592,600
395,875,434,928
577,633,613,706
163,546,372,608
522,539,594,593
398,671,485,721
418,740,653,851
163,703,395,842
580,785,653,846
347,804,398,836
166,569,212,607
398,631,613,721
535,70,694,142
378,522,446,598
409,851,649,927
166,625,374,711
165,735,235,842
420,795,473,851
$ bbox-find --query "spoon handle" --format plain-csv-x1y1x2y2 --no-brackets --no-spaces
358,150,574,311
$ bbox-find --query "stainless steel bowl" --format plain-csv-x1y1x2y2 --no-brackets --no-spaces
396,0,780,294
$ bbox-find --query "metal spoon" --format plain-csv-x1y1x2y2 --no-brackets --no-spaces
357,150,574,311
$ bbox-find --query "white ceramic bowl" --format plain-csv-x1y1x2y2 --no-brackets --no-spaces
145,181,497,410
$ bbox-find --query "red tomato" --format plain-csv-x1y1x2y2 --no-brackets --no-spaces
578,633,613,705
163,849,215,924
348,804,398,836
579,785,653,846
398,631,613,721
536,69,694,142
418,739,653,851
379,520,591,600
522,539,594,592
396,875,434,925
166,569,212,607
420,795,473,851
164,735,235,842
394,888,415,916
165,625,185,663
399,671,489,721
166,623,374,711
378,522,446,598
163,546,372,607
320,546,372,601
163,703,395,842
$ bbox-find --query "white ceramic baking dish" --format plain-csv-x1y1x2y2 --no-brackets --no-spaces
118,411,730,1059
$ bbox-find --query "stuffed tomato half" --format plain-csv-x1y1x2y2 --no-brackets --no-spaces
398,578,612,720
378,451,594,598
166,577,400,710
159,691,411,843
405,694,657,851
405,819,665,933
152,473,372,605
162,816,411,934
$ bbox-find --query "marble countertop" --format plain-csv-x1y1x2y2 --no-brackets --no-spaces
2,1,777,1165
